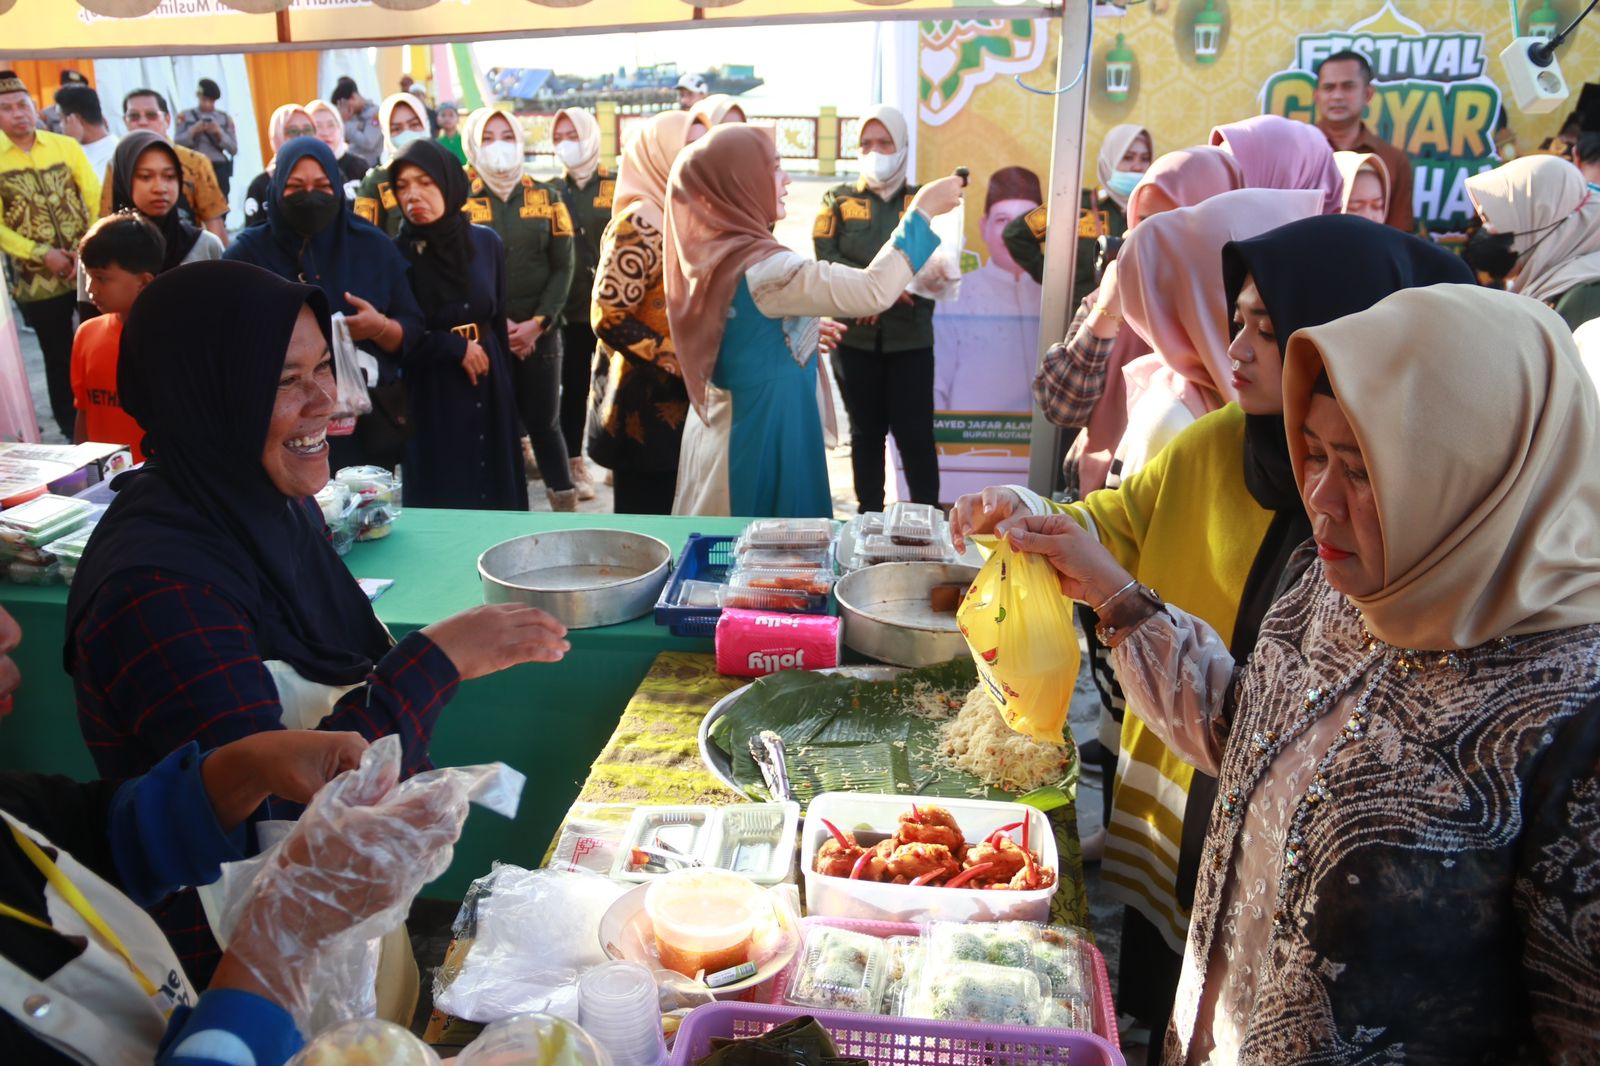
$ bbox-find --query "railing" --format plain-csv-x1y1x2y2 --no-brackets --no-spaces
504,103,861,174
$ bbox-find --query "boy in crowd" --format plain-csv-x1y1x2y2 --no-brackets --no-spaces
72,212,161,461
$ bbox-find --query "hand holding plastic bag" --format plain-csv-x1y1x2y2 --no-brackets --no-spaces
220,735,524,1034
957,535,1081,744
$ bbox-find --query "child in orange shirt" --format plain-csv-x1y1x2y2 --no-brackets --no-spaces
72,212,164,463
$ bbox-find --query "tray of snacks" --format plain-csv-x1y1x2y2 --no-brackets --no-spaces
608,802,800,885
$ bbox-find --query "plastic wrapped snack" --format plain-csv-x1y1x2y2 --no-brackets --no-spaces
336,465,402,542
884,502,940,546
718,585,821,613
0,494,96,558
287,1018,440,1066
735,518,836,552
903,960,1049,1027
674,579,725,609
926,921,1036,970
739,548,834,571
1028,926,1093,1001
784,926,889,1014
7,558,60,585
857,534,951,565
728,567,836,597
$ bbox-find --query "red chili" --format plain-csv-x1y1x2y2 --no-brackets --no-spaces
910,867,947,887
849,849,874,880
819,819,853,850
945,863,995,889
1022,814,1031,854
987,821,1024,847
909,803,923,824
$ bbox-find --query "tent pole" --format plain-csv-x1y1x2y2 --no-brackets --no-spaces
1026,2,1092,497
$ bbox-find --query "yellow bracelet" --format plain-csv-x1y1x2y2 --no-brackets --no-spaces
1092,304,1120,320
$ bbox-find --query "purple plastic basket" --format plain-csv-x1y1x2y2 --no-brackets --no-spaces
669,1002,1125,1066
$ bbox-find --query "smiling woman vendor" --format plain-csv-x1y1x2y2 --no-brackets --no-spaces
64,260,570,984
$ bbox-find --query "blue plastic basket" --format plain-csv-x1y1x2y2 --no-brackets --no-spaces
655,533,740,637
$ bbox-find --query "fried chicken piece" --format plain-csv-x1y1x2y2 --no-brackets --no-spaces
962,839,1029,884
814,819,864,878
885,842,961,884
893,804,967,851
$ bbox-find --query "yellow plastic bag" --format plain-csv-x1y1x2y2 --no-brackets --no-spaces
957,535,1081,744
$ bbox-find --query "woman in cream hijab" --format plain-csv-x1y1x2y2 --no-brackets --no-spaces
351,93,433,237
586,110,694,514
1333,150,1389,225
999,283,1600,1062
685,93,747,143
1467,154,1600,329
552,106,607,501
305,98,369,188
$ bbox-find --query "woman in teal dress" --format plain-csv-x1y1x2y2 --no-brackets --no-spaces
665,124,964,517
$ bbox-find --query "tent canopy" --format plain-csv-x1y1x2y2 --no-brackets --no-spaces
3,0,1059,59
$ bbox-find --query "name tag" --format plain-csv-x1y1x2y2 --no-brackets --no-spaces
378,183,397,211
466,198,493,224
839,197,872,222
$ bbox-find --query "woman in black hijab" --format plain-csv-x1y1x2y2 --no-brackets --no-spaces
108,131,221,272
390,138,526,510
64,260,569,982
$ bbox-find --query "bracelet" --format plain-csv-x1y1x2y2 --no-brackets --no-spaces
1094,584,1165,647
1091,304,1120,321
1092,579,1138,614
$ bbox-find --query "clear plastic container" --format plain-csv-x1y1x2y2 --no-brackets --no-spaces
717,585,822,613
709,805,797,883
457,1013,612,1066
783,926,889,1014
857,534,952,565
903,961,1049,1027
735,518,836,552
673,579,725,609
926,921,1037,971
578,962,668,1066
643,869,765,979
738,548,833,571
336,465,402,542
884,935,924,984
1029,928,1094,1002
727,567,836,597
610,804,798,885
43,523,96,564
7,558,60,585
884,502,940,546
0,494,95,551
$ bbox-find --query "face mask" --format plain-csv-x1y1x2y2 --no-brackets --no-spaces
555,140,588,171
1106,170,1143,198
862,148,906,186
1461,223,1519,281
390,130,426,154
281,189,341,236
481,140,523,175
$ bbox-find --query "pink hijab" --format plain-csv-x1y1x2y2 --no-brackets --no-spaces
1119,188,1324,411
1211,115,1344,214
1126,146,1245,229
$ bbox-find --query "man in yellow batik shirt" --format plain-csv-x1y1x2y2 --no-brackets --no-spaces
0,70,100,438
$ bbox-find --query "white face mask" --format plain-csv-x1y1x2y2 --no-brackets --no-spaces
390,129,426,153
555,140,587,171
481,140,523,175
861,147,906,186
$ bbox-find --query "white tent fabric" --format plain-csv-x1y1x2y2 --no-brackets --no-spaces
93,55,262,229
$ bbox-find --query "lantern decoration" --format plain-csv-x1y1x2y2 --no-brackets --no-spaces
1105,33,1135,102
1193,0,1224,63
1527,0,1561,41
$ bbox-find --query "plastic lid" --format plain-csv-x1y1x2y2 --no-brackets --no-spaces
643,868,764,948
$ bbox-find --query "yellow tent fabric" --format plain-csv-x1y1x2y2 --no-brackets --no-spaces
243,50,322,162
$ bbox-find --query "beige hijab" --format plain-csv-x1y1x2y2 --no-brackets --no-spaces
554,106,602,186
858,104,910,200
462,108,525,202
688,94,746,134
265,105,313,173
1467,155,1600,305
1284,283,1600,650
1097,124,1149,210
377,92,431,165
1118,187,1323,408
1334,150,1390,215
614,109,693,226
303,99,348,159
664,124,788,419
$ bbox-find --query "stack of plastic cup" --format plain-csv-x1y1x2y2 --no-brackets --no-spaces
578,961,667,1066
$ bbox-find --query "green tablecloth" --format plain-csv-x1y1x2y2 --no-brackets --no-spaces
0,509,747,898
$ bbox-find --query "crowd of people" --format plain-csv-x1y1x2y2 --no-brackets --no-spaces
1,42,1599,1065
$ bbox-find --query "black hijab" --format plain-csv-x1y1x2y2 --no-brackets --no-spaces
1219,213,1475,656
64,260,392,686
392,138,474,314
111,131,202,274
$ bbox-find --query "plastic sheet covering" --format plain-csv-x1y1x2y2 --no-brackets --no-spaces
214,735,525,1035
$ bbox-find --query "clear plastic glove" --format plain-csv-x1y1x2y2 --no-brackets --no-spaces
219,735,523,1034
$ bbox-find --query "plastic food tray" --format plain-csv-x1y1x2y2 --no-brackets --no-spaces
669,1001,1124,1066
802,793,1059,925
764,916,1118,1049
609,802,800,885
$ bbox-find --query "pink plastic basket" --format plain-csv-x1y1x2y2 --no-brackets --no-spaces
670,1001,1125,1066
763,916,1119,1049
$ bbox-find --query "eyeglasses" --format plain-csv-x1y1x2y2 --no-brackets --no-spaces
284,125,316,138
124,110,164,122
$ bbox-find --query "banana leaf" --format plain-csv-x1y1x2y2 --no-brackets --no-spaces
707,659,1078,807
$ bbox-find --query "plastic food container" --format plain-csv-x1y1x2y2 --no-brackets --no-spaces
856,535,953,565
884,503,939,546
718,585,824,613
926,921,1036,970
727,567,836,597
0,494,96,555
335,465,402,542
903,961,1048,1026
802,793,1059,924
783,926,889,1014
739,548,834,571
644,869,767,978
7,558,60,585
612,804,798,885
735,519,837,552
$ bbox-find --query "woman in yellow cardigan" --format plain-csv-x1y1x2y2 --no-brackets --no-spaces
949,215,1472,1046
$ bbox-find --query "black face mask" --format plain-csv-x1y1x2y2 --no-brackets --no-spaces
281,189,341,236
1462,218,1520,282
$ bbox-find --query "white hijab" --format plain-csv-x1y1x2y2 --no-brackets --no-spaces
859,104,910,200
555,107,602,187
463,108,526,203
377,93,431,166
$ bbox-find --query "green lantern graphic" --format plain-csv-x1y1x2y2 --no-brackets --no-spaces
1194,0,1225,63
1106,32,1135,101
